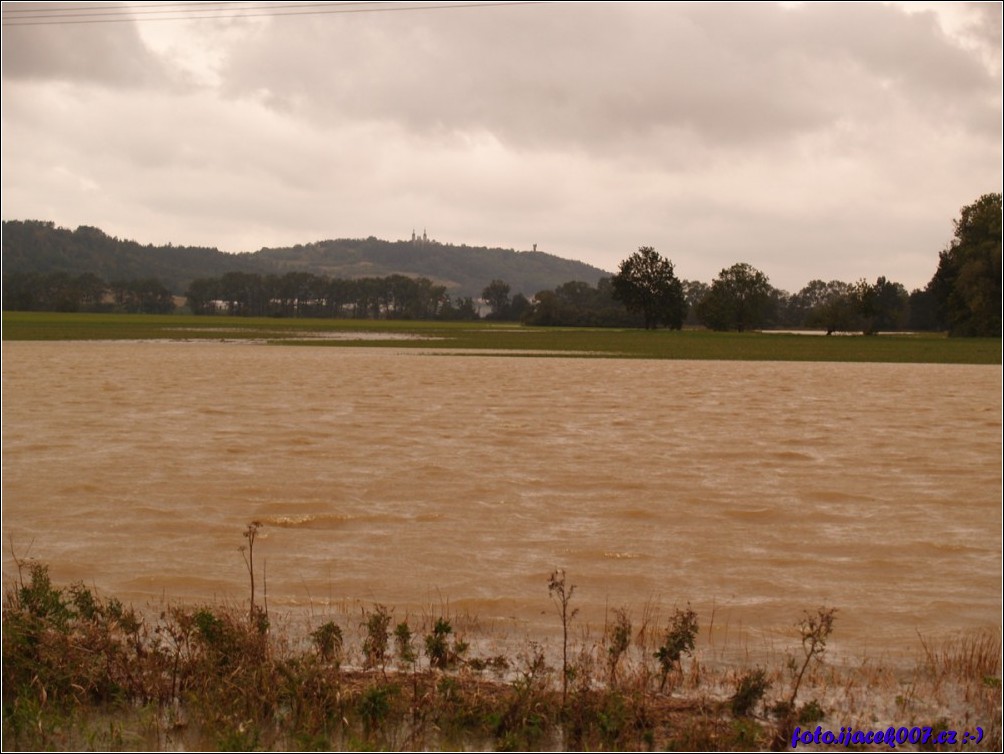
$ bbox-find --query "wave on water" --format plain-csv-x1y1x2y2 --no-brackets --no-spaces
260,513,362,530
722,506,775,521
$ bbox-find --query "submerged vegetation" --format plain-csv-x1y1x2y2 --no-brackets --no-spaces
3,552,1000,751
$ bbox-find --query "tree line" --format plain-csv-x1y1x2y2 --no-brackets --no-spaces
507,193,998,337
484,264,924,334
0,265,927,333
185,271,480,320
3,194,998,336
2,271,175,314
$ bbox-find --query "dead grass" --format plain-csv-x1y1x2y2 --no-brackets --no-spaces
918,627,1002,682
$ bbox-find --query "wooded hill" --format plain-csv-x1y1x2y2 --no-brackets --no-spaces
0,221,608,299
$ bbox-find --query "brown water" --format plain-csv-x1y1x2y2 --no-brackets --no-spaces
2,341,1000,662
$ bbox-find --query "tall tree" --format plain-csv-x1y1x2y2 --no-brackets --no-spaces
927,193,1002,337
857,276,908,335
681,279,710,326
522,278,640,327
111,278,175,314
907,287,938,331
798,280,858,334
610,247,686,329
481,279,512,320
696,262,774,332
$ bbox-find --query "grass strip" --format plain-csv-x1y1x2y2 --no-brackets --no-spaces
3,312,1000,364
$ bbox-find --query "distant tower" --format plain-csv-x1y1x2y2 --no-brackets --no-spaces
411,229,416,243
423,228,428,244
533,243,537,252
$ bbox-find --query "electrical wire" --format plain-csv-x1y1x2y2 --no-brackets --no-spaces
3,2,391,20
2,1,547,27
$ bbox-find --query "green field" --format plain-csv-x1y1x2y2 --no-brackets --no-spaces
2,311,1000,364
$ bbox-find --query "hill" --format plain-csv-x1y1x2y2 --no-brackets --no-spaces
1,221,609,298
0,221,266,293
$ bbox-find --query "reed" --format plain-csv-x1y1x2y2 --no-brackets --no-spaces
918,627,1002,682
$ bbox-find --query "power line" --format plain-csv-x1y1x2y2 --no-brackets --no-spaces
1,1,246,13
3,1,390,20
2,1,547,27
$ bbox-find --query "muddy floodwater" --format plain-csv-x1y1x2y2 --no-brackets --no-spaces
2,341,1000,664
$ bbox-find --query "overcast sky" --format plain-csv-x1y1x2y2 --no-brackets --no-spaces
2,1,1001,292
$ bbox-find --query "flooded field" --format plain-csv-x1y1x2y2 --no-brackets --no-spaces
2,341,1000,665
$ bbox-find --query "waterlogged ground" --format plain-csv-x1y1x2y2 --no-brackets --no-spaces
2,341,1001,670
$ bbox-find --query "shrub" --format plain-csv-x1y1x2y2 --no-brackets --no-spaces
358,684,396,733
797,698,826,724
310,621,343,665
789,607,836,706
606,608,632,684
362,604,391,671
424,617,467,670
394,620,416,667
731,667,770,717
655,605,699,691
547,569,578,705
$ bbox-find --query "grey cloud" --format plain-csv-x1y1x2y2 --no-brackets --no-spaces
2,2,168,87
958,2,1003,62
219,2,996,155
221,3,826,149
1,1,998,294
